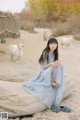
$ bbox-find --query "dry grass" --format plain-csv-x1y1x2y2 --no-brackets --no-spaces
50,14,80,38
74,34,80,41
51,24,72,37
19,11,80,38
20,20,35,33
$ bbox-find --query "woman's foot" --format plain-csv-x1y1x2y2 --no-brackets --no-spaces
50,105,71,113
51,81,59,87
60,106,71,113
50,105,60,113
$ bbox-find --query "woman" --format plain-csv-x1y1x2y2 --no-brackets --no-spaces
23,38,71,113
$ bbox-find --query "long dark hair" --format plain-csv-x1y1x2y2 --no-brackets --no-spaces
39,38,58,64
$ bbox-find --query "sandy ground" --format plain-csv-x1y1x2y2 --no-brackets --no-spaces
0,30,80,120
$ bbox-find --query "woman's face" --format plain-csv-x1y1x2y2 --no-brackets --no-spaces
49,43,58,51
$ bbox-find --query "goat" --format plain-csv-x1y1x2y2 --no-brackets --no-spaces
10,43,24,63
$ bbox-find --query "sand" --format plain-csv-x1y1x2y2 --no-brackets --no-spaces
0,30,80,120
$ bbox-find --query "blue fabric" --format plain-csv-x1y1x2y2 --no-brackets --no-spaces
22,53,64,109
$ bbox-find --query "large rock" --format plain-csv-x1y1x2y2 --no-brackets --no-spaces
0,78,75,118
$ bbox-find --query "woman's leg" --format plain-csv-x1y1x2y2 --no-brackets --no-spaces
51,63,64,86
50,64,64,112
54,64,64,106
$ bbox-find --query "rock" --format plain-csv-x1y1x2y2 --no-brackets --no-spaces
0,78,75,118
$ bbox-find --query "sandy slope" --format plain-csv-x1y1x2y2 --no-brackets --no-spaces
0,30,80,120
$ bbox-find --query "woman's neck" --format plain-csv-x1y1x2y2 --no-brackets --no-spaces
49,50,54,55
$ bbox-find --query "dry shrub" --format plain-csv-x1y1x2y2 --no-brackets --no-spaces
74,34,80,41
51,14,80,37
68,14,80,41
18,10,35,32
35,20,56,28
18,9,80,37
67,14,80,34
51,22,73,37
18,10,34,21
21,20,35,33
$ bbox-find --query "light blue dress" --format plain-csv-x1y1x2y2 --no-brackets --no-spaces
22,53,64,109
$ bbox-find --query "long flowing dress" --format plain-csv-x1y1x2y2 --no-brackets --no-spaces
22,53,64,109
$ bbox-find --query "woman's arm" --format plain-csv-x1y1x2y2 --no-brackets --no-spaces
44,62,52,69
44,60,60,69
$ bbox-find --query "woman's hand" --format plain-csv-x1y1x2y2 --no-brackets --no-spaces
50,60,60,67
51,81,59,87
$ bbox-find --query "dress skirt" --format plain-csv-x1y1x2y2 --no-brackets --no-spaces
22,62,64,109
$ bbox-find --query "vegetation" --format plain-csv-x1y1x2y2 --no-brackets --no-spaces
28,0,80,21
1,0,80,38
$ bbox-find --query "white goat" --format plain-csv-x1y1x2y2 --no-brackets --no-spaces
43,31,48,41
60,38,70,48
58,36,74,48
43,30,52,41
10,43,24,63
